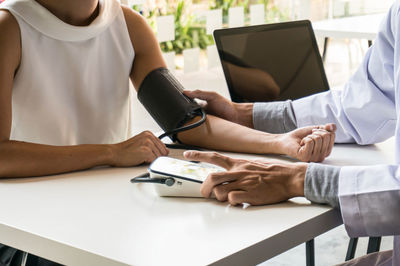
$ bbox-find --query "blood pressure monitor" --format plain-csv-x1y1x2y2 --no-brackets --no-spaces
131,157,225,197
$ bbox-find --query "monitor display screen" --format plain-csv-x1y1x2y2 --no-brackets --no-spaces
214,21,329,103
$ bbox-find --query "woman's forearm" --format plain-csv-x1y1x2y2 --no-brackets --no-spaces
0,140,113,178
178,115,281,154
233,102,254,128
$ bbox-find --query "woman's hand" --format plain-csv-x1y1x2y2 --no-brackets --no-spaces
276,124,336,162
111,131,169,167
184,90,254,128
183,151,307,206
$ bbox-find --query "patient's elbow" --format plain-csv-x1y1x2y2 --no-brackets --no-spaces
0,140,18,178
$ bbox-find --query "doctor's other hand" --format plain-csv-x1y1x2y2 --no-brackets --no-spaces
183,90,254,128
110,131,169,167
183,151,306,206
278,123,336,162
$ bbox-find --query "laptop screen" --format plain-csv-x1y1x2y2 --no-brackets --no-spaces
214,20,329,103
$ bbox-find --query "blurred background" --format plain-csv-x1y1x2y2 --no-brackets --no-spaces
121,0,392,88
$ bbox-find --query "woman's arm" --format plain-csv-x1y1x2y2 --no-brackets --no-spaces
0,131,168,178
0,10,168,178
122,7,335,162
178,115,335,162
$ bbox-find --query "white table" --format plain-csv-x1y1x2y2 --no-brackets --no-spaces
0,68,395,265
312,13,385,61
0,136,395,266
312,13,385,41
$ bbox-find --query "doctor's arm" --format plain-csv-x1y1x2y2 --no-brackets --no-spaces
261,5,398,145
184,151,400,237
292,4,400,146
123,7,334,162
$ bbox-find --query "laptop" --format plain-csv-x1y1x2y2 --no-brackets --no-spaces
213,20,329,103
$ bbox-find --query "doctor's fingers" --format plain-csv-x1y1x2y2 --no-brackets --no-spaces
315,128,335,158
213,177,259,202
183,89,218,102
311,129,331,160
319,123,337,133
212,181,243,202
310,134,323,162
228,190,267,206
298,137,314,162
227,191,248,206
327,130,335,157
201,170,252,198
314,128,335,157
184,151,235,170
305,133,323,162
313,127,336,157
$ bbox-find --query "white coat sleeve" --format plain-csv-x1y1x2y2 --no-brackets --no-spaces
339,165,400,237
292,7,398,144
331,3,400,238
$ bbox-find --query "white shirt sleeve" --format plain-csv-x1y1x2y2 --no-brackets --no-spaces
339,165,400,237
292,7,398,145
294,1,400,242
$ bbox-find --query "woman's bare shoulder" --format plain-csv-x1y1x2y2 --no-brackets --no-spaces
0,9,19,34
120,5,148,32
0,10,20,70
0,10,20,52
119,5,159,53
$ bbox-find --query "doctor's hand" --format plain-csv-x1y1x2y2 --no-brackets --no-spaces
110,131,169,167
183,151,306,206
277,123,336,162
183,90,254,128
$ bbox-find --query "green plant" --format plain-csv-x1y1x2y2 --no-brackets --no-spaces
132,0,290,54
210,0,290,24
263,0,290,22
210,0,249,22
134,0,214,54
160,1,214,54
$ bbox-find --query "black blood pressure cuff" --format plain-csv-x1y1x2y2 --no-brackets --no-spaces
137,68,204,141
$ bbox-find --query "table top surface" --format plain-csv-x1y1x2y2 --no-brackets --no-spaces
0,137,395,266
312,13,386,39
0,70,395,266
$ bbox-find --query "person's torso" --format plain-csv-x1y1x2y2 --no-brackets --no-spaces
0,0,135,145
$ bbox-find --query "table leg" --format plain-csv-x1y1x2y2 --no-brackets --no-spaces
306,239,315,266
367,237,381,254
322,37,330,63
21,252,28,266
345,237,358,261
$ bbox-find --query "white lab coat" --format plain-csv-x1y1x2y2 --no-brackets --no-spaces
292,2,400,265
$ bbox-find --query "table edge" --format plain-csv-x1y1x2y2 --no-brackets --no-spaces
210,208,342,266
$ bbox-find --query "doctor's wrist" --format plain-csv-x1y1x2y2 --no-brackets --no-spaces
287,163,307,198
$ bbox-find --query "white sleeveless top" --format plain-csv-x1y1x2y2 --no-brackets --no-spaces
0,0,135,145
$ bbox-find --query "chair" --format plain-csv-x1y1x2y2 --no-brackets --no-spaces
345,237,382,261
